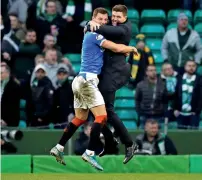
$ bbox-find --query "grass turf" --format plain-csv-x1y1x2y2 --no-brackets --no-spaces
2,174,202,180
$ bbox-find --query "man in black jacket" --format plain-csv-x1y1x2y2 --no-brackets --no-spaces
88,5,137,163
174,60,202,129
30,64,54,127
52,67,74,127
1,64,21,127
135,119,177,155
135,65,168,128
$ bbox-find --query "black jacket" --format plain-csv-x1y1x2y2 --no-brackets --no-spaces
14,42,41,80
1,77,21,126
52,79,74,124
31,76,54,125
174,74,202,114
94,19,132,92
135,133,177,155
135,77,168,116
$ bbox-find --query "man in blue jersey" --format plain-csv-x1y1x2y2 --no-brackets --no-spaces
50,7,138,171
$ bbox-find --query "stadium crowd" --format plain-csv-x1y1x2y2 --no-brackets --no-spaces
1,0,202,132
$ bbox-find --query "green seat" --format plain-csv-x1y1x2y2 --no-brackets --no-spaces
115,99,135,109
168,122,178,129
146,39,162,52
140,24,165,38
116,110,138,121
64,54,81,64
116,87,134,99
101,0,110,7
128,9,139,24
194,10,202,24
141,9,166,24
153,52,163,64
167,23,192,30
20,99,26,109
20,110,26,120
194,23,202,36
197,66,202,75
106,7,111,16
73,64,80,73
123,120,137,130
18,120,27,128
129,39,136,46
200,121,202,128
155,64,162,74
167,9,192,23
132,23,139,38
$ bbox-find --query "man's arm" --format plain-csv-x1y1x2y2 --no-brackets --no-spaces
194,32,202,65
101,40,138,54
88,21,126,38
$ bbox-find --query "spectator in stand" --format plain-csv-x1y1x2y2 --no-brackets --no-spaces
182,0,202,10
1,15,5,41
128,34,154,88
174,60,202,129
43,34,62,61
8,0,31,25
161,13,202,75
52,66,74,126
135,65,168,128
36,0,63,17
74,122,104,155
135,119,177,155
14,29,41,81
35,0,66,51
31,49,66,88
1,13,26,68
30,64,54,127
161,62,179,122
1,64,21,127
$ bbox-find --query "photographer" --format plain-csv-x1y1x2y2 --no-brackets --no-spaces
1,129,23,154
135,119,177,155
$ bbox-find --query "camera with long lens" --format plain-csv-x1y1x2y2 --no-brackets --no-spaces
1,130,23,154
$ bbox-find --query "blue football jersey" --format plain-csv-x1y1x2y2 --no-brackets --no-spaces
80,32,106,75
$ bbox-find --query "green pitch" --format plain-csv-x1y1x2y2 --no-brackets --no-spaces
2,174,202,180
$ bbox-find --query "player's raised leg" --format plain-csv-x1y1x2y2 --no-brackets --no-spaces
82,104,107,171
50,108,89,165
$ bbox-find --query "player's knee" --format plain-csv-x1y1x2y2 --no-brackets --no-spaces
72,117,86,127
94,115,107,125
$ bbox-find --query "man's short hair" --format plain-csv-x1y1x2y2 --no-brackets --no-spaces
46,0,56,6
146,119,158,125
26,29,36,34
112,5,128,16
93,7,108,17
146,64,156,71
185,60,196,66
46,48,57,53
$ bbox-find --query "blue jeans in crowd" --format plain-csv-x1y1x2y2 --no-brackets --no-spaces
138,115,165,129
177,114,200,129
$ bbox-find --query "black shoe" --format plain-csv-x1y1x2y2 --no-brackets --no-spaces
123,143,138,164
99,138,119,157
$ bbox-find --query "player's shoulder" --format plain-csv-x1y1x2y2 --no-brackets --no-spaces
85,32,105,41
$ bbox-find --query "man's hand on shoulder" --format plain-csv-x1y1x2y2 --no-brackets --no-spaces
129,46,138,56
89,21,101,32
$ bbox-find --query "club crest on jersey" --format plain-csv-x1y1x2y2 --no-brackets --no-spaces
96,34,103,40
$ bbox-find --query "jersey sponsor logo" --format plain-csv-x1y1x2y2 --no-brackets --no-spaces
96,34,104,40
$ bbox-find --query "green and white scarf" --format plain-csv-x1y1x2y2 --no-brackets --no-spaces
36,0,47,17
181,73,196,115
63,0,92,25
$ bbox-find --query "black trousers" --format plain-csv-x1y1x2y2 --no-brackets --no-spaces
101,90,133,147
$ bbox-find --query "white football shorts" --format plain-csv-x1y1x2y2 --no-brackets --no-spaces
72,72,105,109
